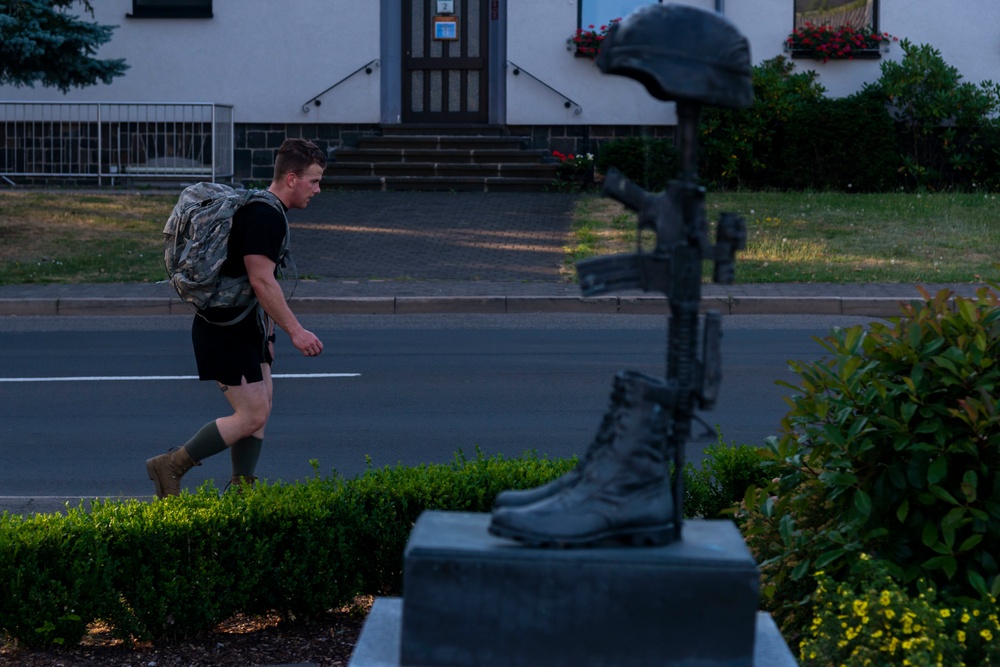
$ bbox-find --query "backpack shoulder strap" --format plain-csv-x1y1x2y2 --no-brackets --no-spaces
241,189,298,303
245,190,290,258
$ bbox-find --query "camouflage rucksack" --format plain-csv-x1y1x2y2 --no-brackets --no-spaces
163,182,288,325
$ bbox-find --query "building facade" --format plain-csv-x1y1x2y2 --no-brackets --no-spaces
2,0,997,181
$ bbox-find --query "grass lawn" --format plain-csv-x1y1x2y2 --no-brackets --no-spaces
0,192,174,284
0,189,997,285
567,190,1000,284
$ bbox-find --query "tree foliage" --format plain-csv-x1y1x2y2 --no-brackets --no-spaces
0,0,128,92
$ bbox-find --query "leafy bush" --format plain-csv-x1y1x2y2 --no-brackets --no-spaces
867,40,1000,191
0,444,767,647
96,492,255,639
0,511,113,648
699,56,826,190
775,87,898,192
742,286,1000,643
224,476,362,620
594,136,680,192
683,435,771,519
341,451,578,594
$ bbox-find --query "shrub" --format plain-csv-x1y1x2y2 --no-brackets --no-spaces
699,56,826,190
96,491,257,640
226,476,362,620
683,434,771,519
594,136,680,192
775,87,898,192
867,40,1000,191
0,510,113,648
742,286,1000,643
0,444,765,647
341,450,577,594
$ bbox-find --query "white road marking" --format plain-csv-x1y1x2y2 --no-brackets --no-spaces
0,373,360,383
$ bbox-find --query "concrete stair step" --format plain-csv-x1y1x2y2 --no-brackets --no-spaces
327,162,557,179
326,125,557,191
333,147,551,164
379,123,506,137
320,175,559,192
358,135,527,151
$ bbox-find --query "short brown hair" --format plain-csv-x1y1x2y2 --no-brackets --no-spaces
273,138,326,180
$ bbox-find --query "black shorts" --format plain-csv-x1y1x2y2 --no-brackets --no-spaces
191,308,273,385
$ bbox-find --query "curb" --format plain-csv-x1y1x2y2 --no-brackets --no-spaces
0,295,917,317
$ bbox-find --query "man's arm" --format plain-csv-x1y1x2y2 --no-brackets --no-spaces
245,254,323,357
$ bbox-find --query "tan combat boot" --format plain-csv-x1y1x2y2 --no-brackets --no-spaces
145,447,200,498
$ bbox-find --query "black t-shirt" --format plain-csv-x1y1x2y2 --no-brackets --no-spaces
220,199,288,279
199,198,287,325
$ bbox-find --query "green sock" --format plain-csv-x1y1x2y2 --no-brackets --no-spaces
181,421,228,463
230,436,263,478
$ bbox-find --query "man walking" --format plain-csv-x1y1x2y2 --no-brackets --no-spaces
146,138,326,497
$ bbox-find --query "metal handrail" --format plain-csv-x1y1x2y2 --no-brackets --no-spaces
301,59,381,113
505,60,583,115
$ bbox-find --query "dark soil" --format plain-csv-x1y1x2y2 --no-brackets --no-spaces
0,597,372,667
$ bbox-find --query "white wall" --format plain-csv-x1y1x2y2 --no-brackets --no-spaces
505,0,1000,121
0,0,382,123
504,0,689,125
727,0,1000,99
3,1,998,125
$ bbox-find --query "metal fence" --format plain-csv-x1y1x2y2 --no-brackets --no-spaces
0,102,233,186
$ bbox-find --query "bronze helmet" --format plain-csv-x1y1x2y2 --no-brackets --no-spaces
595,3,753,109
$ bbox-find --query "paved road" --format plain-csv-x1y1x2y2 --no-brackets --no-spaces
0,312,875,515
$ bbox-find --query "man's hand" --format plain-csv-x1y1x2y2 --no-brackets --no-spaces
290,327,323,357
245,254,325,358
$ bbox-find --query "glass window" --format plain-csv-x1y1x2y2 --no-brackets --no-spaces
579,0,656,31
128,0,213,19
794,0,877,30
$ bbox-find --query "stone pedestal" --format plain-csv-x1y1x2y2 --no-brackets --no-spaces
348,511,797,667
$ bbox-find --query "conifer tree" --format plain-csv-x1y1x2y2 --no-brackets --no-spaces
0,0,128,92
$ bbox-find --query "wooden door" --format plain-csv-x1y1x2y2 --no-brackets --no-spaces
402,0,489,123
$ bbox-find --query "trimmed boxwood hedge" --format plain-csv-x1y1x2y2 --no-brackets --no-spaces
0,446,764,647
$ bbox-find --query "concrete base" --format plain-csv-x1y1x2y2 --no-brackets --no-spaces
348,599,797,667
347,511,796,667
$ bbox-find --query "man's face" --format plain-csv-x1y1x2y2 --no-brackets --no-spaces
289,163,324,209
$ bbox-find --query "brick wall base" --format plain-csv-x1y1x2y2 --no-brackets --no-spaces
236,123,677,181
2,123,677,186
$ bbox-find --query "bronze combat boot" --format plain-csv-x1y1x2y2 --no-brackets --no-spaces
493,370,654,509
489,370,675,547
145,447,200,498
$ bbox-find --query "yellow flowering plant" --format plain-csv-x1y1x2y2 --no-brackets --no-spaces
800,555,1000,666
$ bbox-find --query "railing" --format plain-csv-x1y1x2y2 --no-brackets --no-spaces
0,102,234,186
505,61,583,115
301,59,381,113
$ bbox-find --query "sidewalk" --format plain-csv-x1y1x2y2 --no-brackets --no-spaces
0,190,984,317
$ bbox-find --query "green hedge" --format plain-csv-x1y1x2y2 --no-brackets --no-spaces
594,136,680,192
0,447,763,648
597,49,1000,193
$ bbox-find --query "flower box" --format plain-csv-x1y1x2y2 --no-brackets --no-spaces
787,48,883,60
567,18,620,62
785,22,897,63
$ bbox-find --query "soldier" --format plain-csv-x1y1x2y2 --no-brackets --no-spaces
146,139,326,497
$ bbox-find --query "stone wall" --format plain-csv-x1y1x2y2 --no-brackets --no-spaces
2,122,677,186
234,123,677,182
